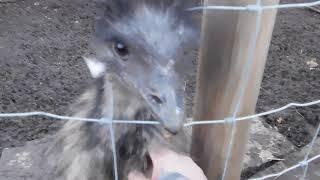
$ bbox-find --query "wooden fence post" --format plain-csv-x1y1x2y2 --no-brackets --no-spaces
191,0,279,180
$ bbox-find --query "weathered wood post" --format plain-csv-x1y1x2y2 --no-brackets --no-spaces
191,0,279,180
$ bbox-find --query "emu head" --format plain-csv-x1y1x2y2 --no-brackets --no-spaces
86,0,199,133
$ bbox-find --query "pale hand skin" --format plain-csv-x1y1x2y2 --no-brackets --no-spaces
128,147,207,180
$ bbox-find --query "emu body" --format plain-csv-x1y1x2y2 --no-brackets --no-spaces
47,1,199,179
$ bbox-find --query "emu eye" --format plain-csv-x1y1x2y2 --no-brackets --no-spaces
113,42,129,59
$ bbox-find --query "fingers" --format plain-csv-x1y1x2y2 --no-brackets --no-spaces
148,145,179,164
128,171,149,180
148,147,207,180
128,146,207,180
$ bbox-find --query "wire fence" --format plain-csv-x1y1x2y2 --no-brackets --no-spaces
0,0,320,180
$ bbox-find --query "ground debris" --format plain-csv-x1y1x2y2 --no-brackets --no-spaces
242,118,296,179
0,0,16,3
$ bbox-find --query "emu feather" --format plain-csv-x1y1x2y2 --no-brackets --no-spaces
47,0,199,179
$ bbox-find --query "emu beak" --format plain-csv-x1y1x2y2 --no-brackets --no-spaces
147,85,184,134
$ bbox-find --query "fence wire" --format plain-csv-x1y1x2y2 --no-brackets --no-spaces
0,1,320,180
1,100,319,126
221,0,263,178
189,1,320,180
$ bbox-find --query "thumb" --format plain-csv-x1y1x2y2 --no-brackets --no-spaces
128,171,149,180
148,145,176,164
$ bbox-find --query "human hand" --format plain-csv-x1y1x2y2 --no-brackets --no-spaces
128,146,207,180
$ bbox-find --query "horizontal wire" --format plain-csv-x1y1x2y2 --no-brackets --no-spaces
263,1,320,10
0,100,319,126
184,99,320,127
0,2,319,180
0,111,161,125
236,99,320,121
187,0,320,11
187,1,320,179
0,100,319,180
249,154,320,180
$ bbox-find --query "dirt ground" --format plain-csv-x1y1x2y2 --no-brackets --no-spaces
0,0,319,176
257,7,320,147
0,0,95,151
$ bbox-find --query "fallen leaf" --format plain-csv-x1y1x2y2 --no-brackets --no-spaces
306,58,318,69
276,117,284,124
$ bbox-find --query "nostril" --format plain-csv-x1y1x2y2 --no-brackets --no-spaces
149,95,164,105
165,127,178,135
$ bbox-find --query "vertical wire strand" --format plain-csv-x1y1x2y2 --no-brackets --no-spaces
0,1,318,180
301,121,320,179
100,117,119,180
101,77,118,180
109,122,119,180
221,1,263,179
108,80,118,180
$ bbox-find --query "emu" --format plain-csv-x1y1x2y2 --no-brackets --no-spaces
47,1,199,179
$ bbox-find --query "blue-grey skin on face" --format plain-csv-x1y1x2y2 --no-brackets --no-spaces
91,0,199,133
